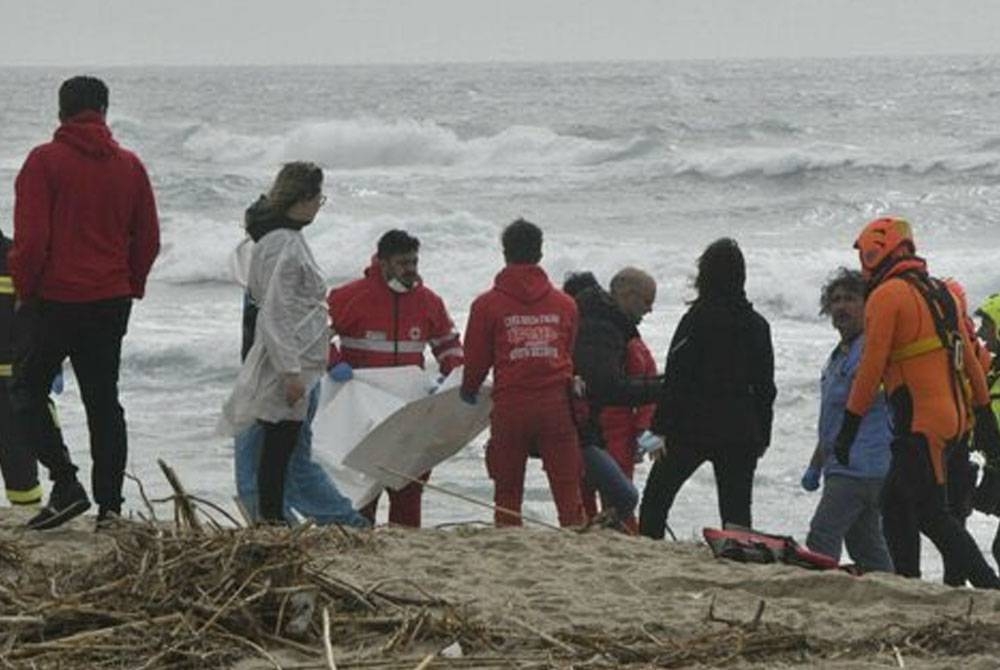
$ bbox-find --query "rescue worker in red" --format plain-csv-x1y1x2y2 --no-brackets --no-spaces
461,218,585,527
834,216,1000,588
327,229,463,527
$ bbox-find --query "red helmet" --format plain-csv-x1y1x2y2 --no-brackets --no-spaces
854,216,915,275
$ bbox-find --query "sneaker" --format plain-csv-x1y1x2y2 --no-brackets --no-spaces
26,480,91,531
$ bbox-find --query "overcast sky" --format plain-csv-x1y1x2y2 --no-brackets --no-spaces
1,0,998,66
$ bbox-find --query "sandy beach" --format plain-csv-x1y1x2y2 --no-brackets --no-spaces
3,505,1000,669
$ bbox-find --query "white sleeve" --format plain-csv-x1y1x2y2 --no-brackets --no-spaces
257,239,304,375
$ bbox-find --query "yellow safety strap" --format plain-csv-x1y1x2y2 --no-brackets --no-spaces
7,484,43,505
0,275,12,294
890,336,942,363
0,363,11,377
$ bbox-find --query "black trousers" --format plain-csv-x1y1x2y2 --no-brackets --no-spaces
0,380,40,502
639,441,757,539
942,439,977,586
257,419,302,523
10,298,131,513
882,433,999,589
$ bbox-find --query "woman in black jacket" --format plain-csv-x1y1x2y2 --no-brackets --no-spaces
639,238,776,538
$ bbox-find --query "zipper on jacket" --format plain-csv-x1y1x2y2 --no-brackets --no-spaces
392,293,399,365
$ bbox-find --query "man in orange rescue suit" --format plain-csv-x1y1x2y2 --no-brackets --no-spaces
834,216,1000,588
461,218,585,527
327,230,463,527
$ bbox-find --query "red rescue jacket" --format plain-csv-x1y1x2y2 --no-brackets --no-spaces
11,111,160,302
328,258,463,373
600,335,658,451
462,264,578,402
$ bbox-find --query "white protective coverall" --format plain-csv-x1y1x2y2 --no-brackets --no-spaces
220,229,329,434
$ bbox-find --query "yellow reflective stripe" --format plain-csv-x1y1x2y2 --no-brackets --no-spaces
890,337,942,363
48,400,61,429
0,275,12,294
0,363,11,377
7,484,43,504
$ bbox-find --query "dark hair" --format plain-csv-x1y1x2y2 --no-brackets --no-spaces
562,271,599,297
59,76,109,119
694,237,745,300
819,267,866,315
502,218,542,264
377,229,420,259
267,162,323,214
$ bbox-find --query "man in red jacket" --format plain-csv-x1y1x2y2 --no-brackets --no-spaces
9,76,160,530
462,219,584,527
328,229,463,527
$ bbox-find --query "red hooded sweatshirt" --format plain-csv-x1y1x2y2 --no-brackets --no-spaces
328,257,463,373
462,264,578,402
11,111,160,302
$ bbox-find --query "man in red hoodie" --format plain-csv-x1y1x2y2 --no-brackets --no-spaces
462,218,584,527
9,76,160,530
328,229,463,527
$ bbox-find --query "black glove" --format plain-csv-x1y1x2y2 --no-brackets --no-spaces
833,411,862,466
973,465,1000,516
972,405,1000,464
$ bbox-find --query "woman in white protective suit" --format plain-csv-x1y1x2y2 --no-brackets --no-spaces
221,162,331,524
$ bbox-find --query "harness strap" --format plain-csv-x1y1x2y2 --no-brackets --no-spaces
890,336,943,363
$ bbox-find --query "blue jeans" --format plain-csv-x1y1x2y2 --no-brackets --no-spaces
806,474,892,572
234,384,368,527
582,444,638,522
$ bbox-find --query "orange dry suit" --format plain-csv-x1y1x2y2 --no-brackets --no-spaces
845,258,990,484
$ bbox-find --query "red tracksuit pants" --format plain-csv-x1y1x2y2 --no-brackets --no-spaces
485,390,584,527
361,471,430,528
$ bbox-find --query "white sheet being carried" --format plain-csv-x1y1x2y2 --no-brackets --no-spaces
309,366,492,508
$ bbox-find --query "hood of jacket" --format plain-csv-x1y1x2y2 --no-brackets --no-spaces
244,196,307,242
493,264,553,304
575,285,638,339
54,111,119,159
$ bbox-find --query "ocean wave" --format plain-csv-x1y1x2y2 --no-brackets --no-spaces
179,117,660,169
667,144,1000,180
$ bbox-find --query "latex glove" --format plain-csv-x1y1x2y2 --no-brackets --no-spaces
328,362,353,383
800,466,821,492
459,389,478,405
50,371,64,395
426,374,446,395
972,405,1000,464
833,411,862,466
637,430,665,457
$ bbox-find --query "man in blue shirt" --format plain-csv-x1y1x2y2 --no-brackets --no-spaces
801,268,893,571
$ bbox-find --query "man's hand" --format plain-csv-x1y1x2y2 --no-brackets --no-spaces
284,374,306,406
833,411,862,466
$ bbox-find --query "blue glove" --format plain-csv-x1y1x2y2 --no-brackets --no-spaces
328,362,353,383
50,371,64,395
800,466,821,492
459,389,478,405
636,430,665,456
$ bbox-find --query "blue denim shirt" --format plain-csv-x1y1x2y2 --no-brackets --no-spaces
818,335,892,479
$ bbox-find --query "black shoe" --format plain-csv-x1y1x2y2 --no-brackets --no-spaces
95,509,123,532
26,480,91,531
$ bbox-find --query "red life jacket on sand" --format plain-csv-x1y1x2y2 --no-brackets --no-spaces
703,527,840,571
328,257,463,374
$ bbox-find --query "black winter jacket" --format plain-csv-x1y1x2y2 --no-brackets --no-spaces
653,295,776,454
573,284,663,448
